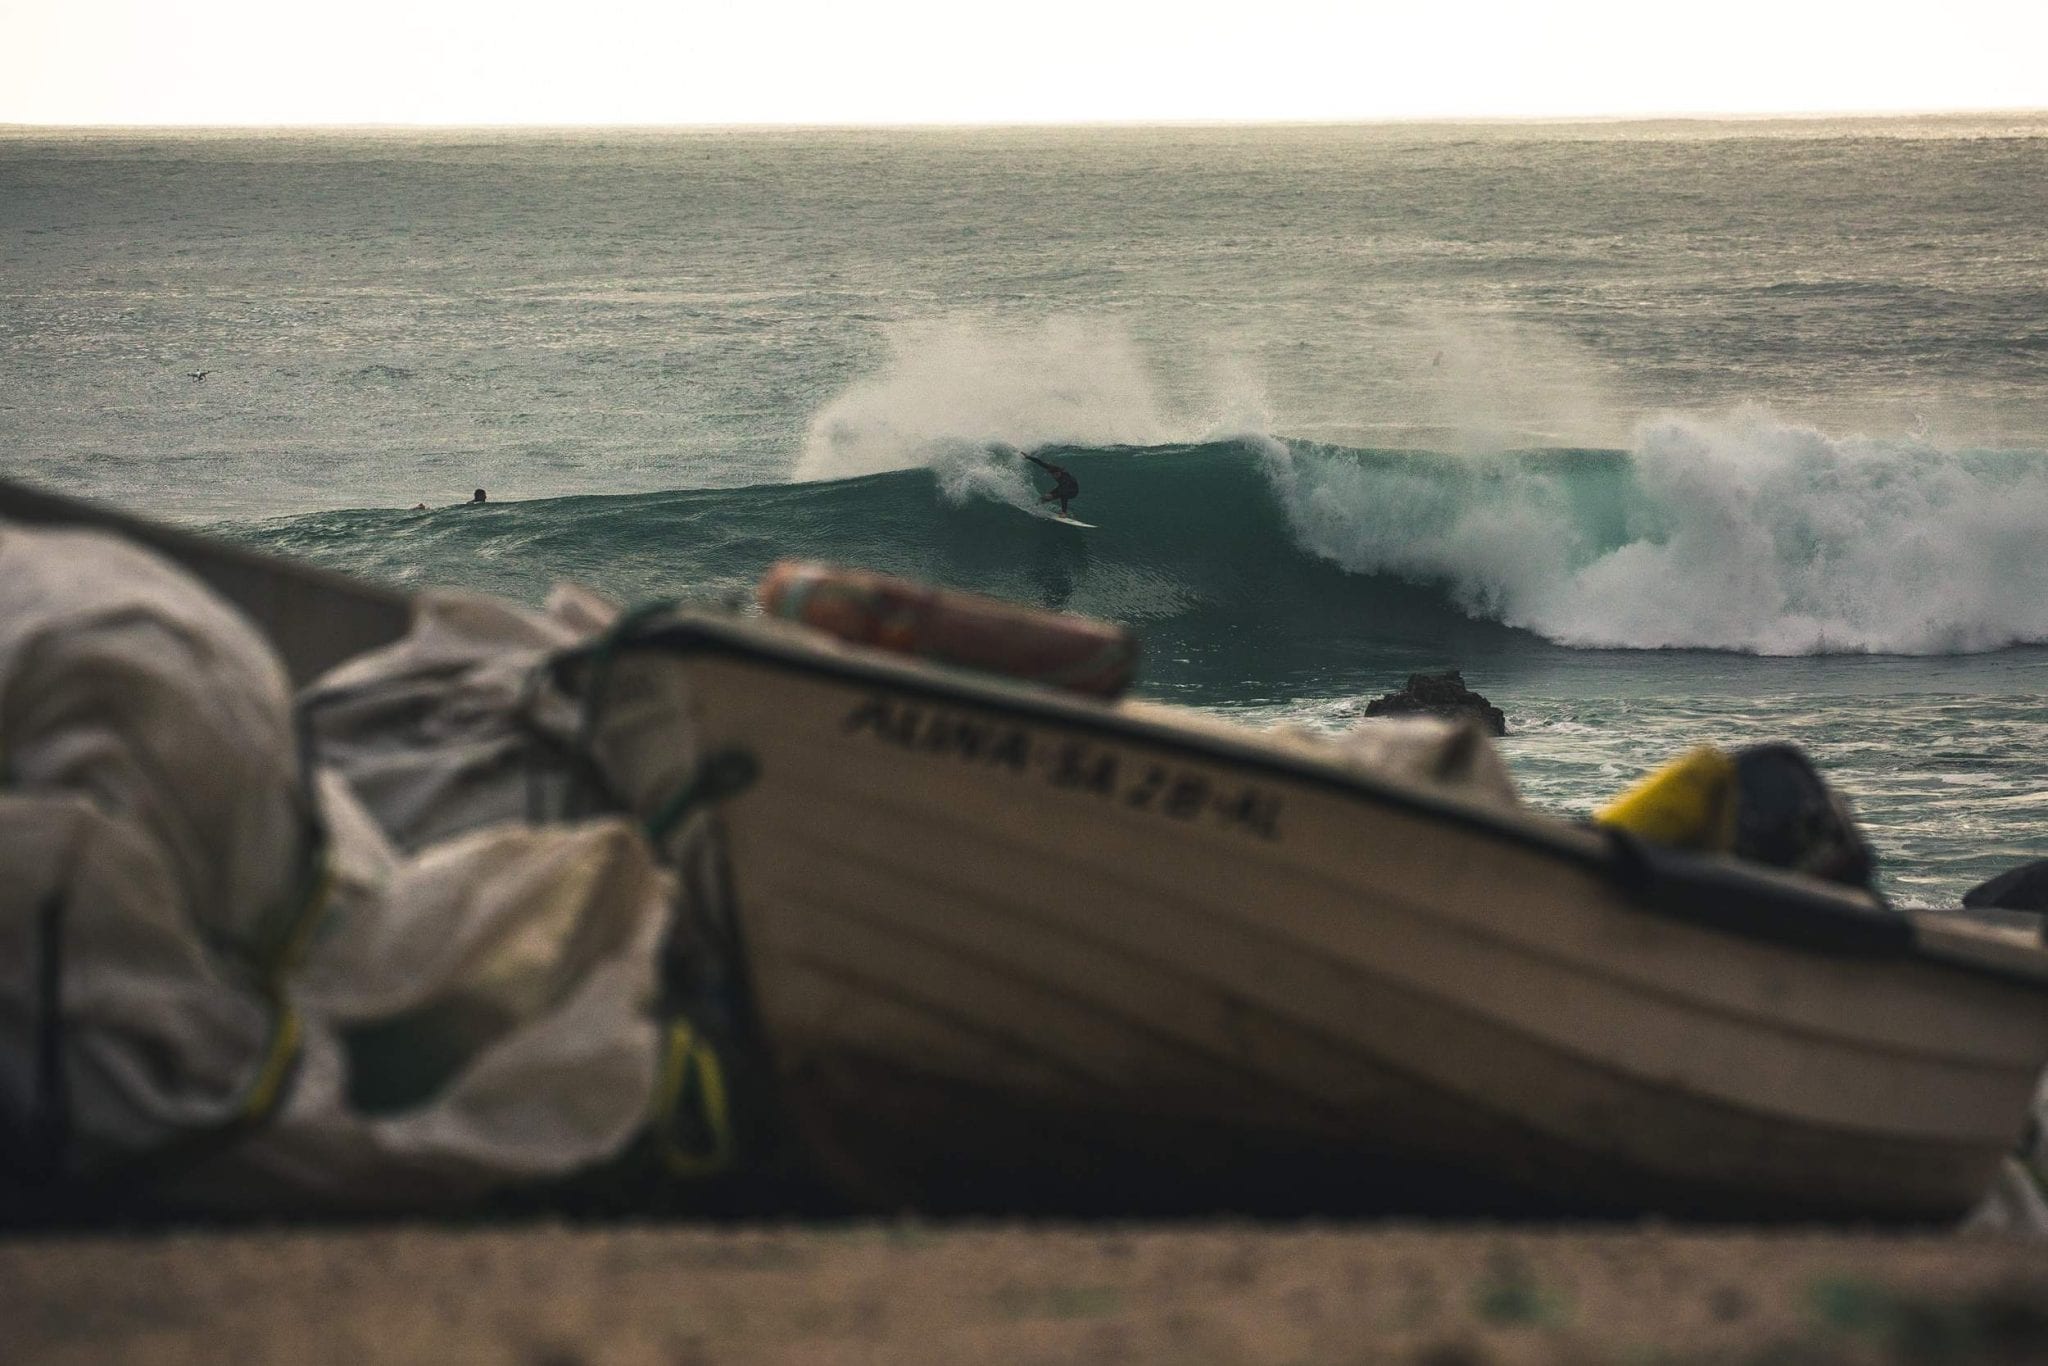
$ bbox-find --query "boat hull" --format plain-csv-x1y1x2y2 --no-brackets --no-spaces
598,617,2048,1220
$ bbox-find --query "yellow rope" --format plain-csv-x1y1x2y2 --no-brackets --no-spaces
654,1018,735,1179
90,840,335,1180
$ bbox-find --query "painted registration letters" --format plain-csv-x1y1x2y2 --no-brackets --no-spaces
840,694,1282,840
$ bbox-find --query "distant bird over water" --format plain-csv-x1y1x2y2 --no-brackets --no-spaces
187,370,209,381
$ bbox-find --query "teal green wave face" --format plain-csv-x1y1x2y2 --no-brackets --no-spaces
218,440,1563,702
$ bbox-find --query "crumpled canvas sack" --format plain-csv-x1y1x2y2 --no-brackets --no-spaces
0,523,680,1213
300,585,619,852
165,777,678,1213
0,521,309,962
0,790,279,1174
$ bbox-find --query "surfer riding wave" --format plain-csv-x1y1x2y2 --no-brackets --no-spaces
1025,453,1080,517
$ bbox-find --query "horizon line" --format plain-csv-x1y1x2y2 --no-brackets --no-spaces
6,106,2048,134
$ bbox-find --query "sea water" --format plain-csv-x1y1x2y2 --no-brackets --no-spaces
3,120,2045,905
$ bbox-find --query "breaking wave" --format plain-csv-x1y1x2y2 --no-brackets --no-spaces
228,412,2048,699
1269,410,2048,656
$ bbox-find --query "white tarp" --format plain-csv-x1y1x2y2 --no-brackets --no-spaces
175,782,676,1212
299,585,618,852
0,524,676,1211
0,523,309,963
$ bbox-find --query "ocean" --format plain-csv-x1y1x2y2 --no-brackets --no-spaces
3,119,2045,905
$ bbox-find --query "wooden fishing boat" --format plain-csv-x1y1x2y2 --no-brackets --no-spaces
567,597,2048,1221
8,478,2048,1221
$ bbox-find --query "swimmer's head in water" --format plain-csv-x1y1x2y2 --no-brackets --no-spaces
472,489,487,503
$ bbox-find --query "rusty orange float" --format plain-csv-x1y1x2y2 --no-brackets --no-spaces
758,560,1139,699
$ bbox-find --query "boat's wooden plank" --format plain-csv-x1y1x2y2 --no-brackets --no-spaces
774,807,2029,1140
773,747,2044,1074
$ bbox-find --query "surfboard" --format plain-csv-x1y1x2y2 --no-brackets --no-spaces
1046,513,1095,529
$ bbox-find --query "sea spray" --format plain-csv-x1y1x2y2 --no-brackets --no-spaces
794,318,1178,480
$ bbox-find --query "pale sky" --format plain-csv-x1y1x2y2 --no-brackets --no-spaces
4,0,2045,126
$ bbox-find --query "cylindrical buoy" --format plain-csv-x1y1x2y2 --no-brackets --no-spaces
758,560,1139,699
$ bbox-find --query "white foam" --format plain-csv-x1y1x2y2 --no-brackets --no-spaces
1270,408,2048,655
925,439,1043,513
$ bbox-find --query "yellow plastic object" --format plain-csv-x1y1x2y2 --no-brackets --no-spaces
1593,746,1739,851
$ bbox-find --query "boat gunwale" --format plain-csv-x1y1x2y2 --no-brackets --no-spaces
581,614,2048,993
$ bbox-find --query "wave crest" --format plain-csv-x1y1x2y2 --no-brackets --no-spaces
1271,410,2048,655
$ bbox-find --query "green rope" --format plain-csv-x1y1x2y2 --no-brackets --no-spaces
646,749,759,845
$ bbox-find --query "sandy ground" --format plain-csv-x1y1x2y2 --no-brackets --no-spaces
8,1221,2048,1365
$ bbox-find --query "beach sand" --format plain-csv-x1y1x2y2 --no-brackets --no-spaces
8,1221,2048,1364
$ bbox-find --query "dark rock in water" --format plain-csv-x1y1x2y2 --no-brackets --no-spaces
1363,670,1507,737
1732,743,1876,889
1963,858,2048,912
